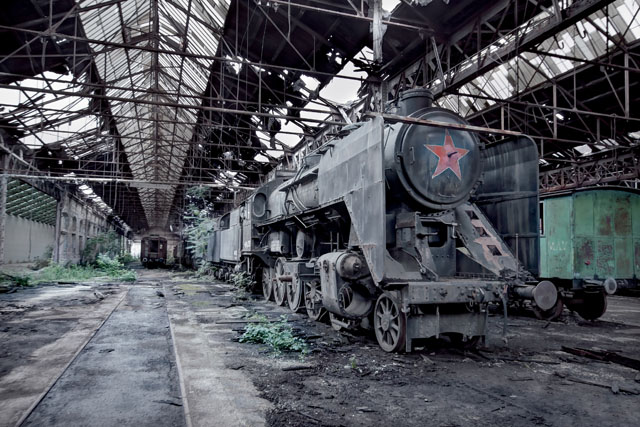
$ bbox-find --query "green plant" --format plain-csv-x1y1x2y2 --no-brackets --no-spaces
82,231,121,264
28,258,136,284
349,356,357,369
239,314,308,355
95,253,124,272
33,264,97,282
117,270,137,282
230,271,255,291
32,246,53,270
196,261,214,277
182,186,217,265
0,271,31,287
117,253,137,264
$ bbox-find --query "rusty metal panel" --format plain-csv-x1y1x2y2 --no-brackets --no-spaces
594,192,614,236
615,237,633,278
595,239,615,278
574,237,595,279
543,189,639,281
633,195,640,237
539,234,549,277
614,193,632,236
543,197,573,278
573,192,593,236
635,239,640,277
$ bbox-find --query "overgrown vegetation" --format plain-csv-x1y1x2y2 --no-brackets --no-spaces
82,231,121,264
34,255,136,283
239,314,308,356
230,271,255,292
0,271,31,288
182,186,216,267
32,246,53,270
118,253,137,264
196,261,217,278
1,254,136,288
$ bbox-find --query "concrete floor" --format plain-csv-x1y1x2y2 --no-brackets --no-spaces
0,270,271,427
23,284,184,426
1,270,639,427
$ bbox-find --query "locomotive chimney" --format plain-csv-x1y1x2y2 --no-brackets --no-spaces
395,88,434,116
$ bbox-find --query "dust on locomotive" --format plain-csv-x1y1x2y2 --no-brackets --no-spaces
209,89,555,352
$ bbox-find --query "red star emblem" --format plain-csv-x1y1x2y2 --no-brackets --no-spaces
425,130,469,180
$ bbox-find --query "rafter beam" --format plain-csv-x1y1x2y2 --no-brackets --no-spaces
430,0,616,98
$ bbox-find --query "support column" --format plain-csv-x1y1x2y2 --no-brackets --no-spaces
624,53,629,118
53,191,65,264
0,156,7,265
371,0,385,111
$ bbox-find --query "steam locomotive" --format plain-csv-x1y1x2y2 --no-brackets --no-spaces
205,89,558,352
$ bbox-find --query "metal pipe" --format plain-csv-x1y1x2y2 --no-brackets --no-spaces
367,112,522,136
0,173,258,191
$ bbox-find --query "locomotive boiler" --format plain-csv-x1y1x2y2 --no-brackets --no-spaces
209,89,555,352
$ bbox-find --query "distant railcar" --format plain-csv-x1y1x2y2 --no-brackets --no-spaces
539,187,639,319
141,236,167,267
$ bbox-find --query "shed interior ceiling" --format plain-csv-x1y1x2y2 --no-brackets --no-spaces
0,0,637,232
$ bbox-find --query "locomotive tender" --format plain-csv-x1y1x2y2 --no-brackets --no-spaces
207,89,555,352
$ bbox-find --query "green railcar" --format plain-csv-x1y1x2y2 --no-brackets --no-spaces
539,187,640,319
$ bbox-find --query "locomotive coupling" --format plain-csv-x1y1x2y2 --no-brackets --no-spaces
512,280,558,311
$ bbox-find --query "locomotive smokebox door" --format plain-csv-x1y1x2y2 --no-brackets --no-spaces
392,109,482,211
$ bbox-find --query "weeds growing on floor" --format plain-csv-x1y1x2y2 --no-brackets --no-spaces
34,258,136,283
196,261,217,278
230,272,255,292
82,231,122,264
1,254,136,287
0,272,31,288
240,314,308,356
